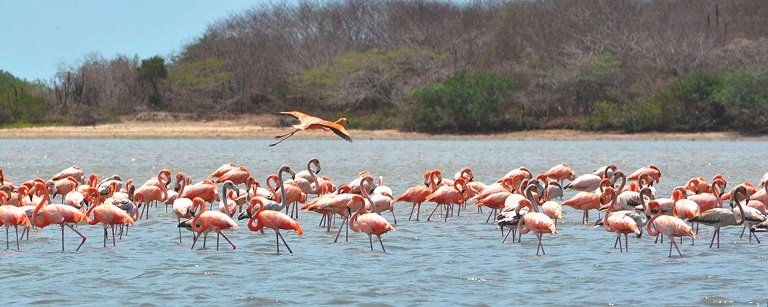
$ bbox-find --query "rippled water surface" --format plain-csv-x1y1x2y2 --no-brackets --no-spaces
2,138,768,305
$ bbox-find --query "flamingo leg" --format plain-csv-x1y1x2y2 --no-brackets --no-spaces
670,237,684,257
391,210,397,225
444,205,449,222
751,230,761,244
426,204,441,221
625,233,629,252
408,204,416,220
14,225,20,251
5,225,9,250
103,226,108,247
537,233,546,255
67,224,87,251
269,130,300,147
178,217,183,243
277,230,293,254
708,228,720,248
334,217,347,243
368,234,374,251
319,214,326,227
219,232,236,250
378,235,386,253
111,224,116,246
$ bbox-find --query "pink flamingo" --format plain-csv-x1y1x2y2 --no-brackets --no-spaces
215,166,251,186
540,163,576,186
133,169,170,219
627,164,661,184
50,165,85,183
208,162,237,179
600,186,641,252
83,188,135,247
30,182,88,251
347,192,395,252
426,177,468,222
270,111,352,146
647,201,696,257
189,197,239,250
0,191,32,250
396,170,439,221
518,183,558,255
246,197,303,253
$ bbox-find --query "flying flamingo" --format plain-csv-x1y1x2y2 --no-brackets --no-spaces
646,201,696,257
189,197,239,250
347,191,395,252
396,170,438,221
600,186,641,252
270,111,352,146
246,197,303,253
83,188,135,247
518,183,558,255
0,191,32,250
30,182,88,251
688,185,748,248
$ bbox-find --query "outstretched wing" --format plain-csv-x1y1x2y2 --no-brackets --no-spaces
318,120,353,142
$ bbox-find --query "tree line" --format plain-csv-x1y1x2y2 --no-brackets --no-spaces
2,0,768,133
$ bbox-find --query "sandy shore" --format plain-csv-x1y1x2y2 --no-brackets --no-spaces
0,116,763,141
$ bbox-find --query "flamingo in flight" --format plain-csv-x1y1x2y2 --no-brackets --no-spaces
270,111,352,146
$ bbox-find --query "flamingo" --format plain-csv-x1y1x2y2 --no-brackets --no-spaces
287,158,322,217
646,201,696,257
208,162,237,179
239,165,295,220
688,185,748,248
518,183,558,255
246,197,303,253
426,177,468,222
540,163,576,186
0,168,15,193
133,169,170,219
215,166,251,186
540,182,564,224
270,111,352,146
396,170,439,221
561,179,608,224
627,164,661,184
30,182,88,251
0,191,32,250
83,188,135,247
50,165,85,183
189,197,239,250
373,176,393,198
600,186,641,252
217,181,239,217
347,192,395,252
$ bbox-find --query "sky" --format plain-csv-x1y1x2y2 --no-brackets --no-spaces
1,0,260,82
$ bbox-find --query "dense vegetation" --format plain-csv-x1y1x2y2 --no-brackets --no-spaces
3,0,768,134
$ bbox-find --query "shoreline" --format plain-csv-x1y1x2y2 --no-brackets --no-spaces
0,119,763,141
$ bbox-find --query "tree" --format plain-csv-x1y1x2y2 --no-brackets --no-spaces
138,56,168,109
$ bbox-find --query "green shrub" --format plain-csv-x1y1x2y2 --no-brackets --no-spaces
404,70,519,133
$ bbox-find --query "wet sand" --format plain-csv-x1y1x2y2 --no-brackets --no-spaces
0,115,762,141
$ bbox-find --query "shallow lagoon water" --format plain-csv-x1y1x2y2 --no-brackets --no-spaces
1,138,767,305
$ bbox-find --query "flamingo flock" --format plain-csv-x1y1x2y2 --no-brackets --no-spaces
1,160,767,258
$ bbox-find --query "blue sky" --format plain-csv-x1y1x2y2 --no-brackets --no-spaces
1,0,259,82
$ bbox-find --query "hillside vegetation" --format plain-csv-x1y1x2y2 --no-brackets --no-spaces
3,0,768,133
